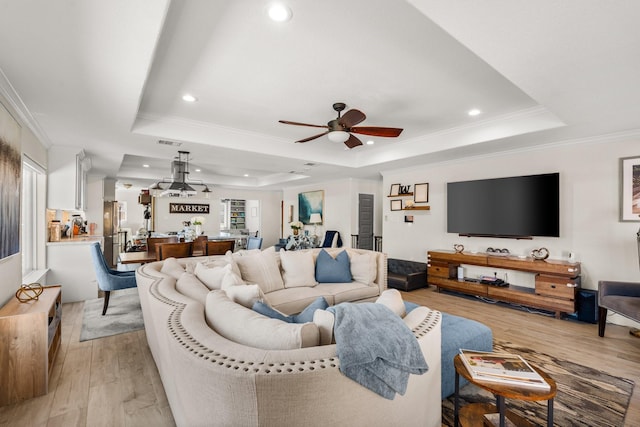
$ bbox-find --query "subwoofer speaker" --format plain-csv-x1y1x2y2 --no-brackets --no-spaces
576,289,598,324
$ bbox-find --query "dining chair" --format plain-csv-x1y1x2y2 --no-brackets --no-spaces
192,235,208,256
89,242,137,315
147,236,179,257
206,240,236,255
156,242,193,260
246,236,263,250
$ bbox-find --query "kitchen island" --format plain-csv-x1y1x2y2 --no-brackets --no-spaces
46,235,103,302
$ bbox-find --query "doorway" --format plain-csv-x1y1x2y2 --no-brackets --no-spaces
358,194,374,250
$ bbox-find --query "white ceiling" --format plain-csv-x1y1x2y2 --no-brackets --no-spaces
1,0,639,191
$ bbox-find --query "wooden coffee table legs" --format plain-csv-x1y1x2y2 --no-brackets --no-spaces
453,369,554,427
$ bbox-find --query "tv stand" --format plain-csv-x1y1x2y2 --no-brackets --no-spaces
427,251,581,318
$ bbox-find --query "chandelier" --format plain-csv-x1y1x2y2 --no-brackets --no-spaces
149,151,212,198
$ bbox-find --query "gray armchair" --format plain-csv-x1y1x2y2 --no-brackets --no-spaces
598,280,640,337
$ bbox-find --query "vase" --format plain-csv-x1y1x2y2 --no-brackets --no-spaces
195,225,202,235
293,228,299,236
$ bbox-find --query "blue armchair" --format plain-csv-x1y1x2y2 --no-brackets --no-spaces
90,242,137,315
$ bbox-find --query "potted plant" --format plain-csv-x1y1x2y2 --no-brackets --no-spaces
289,220,303,235
191,216,205,235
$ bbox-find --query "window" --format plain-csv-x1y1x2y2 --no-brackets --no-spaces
21,157,45,276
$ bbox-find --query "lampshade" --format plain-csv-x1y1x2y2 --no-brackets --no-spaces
327,131,349,143
309,213,322,224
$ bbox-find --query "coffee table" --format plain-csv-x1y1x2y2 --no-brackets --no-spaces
453,354,557,427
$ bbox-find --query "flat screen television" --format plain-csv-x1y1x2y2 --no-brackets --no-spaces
447,173,560,238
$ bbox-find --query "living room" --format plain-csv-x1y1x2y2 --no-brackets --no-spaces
1,1,640,425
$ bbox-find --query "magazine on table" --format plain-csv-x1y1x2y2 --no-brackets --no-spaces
459,349,550,390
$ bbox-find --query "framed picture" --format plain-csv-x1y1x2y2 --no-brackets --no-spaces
0,102,22,260
389,183,400,196
414,183,429,203
390,200,402,211
620,156,640,221
299,190,324,224
404,215,414,223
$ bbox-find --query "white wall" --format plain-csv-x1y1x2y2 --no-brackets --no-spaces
382,137,640,326
282,178,383,246
151,187,282,248
0,98,48,307
115,187,147,236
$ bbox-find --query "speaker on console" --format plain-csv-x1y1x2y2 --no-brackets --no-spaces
576,289,598,324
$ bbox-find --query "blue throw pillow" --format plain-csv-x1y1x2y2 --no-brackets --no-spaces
252,297,329,323
294,296,329,323
252,301,292,322
315,249,352,283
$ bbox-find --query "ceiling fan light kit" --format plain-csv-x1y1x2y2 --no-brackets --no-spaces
328,131,350,143
279,102,403,149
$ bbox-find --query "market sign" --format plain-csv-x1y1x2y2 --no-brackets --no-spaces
169,203,210,214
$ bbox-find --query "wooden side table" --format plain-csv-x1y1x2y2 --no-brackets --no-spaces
453,354,557,427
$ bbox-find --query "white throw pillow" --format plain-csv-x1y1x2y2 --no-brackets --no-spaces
224,284,265,308
348,251,377,285
175,272,209,303
195,262,243,290
279,250,317,288
376,288,406,318
313,309,335,345
232,247,284,294
160,257,185,279
205,290,319,350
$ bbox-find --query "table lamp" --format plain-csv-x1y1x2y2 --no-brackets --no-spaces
309,213,322,238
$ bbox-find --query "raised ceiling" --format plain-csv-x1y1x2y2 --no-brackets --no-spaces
1,0,639,190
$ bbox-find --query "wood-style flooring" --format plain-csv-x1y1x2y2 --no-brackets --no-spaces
0,286,638,426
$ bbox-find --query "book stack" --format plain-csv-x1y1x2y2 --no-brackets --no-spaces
459,349,550,390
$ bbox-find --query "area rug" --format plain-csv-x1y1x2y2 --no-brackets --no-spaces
442,340,634,427
79,289,144,342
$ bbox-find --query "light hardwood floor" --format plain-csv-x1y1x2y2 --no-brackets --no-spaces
1,286,638,426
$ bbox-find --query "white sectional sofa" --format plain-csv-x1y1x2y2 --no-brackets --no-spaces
136,247,442,426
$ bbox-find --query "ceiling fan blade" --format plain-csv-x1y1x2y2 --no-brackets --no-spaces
279,120,329,129
344,134,363,149
350,126,403,137
296,131,329,143
339,109,366,128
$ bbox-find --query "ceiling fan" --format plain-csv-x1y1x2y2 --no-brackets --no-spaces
279,102,403,149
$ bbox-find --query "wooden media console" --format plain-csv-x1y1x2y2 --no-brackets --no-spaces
427,251,581,318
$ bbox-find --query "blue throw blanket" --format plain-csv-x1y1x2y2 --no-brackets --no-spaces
327,303,429,399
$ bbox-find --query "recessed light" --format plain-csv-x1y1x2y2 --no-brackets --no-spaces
142,164,149,168
366,140,374,145
268,3,292,22
195,169,201,172
182,94,197,102
244,174,249,177
468,108,481,116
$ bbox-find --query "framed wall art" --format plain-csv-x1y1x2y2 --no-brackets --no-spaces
299,190,324,224
0,102,22,260
389,183,400,197
414,183,429,203
620,156,640,221
390,200,402,211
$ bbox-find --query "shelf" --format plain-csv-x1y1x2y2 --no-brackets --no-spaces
388,193,413,197
402,206,430,211
427,251,580,318
0,285,62,405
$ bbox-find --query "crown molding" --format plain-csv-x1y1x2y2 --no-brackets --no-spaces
0,67,52,148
